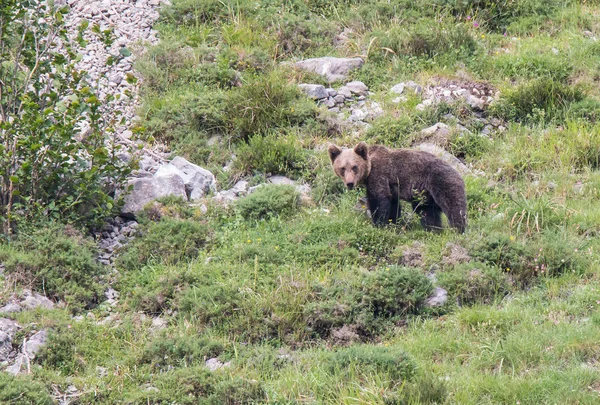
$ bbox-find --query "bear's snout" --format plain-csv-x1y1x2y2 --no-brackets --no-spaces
346,182,355,190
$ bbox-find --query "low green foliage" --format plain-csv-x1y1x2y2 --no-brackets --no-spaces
329,345,417,382
491,78,585,124
117,217,211,271
438,262,510,306
0,373,53,405
234,131,309,177
0,223,105,310
141,334,224,368
234,184,301,220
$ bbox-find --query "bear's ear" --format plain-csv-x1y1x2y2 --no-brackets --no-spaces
354,142,368,161
328,144,342,163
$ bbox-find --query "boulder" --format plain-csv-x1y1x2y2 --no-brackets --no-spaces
344,81,369,96
169,157,216,200
118,173,187,217
294,57,364,82
425,287,448,307
298,84,328,100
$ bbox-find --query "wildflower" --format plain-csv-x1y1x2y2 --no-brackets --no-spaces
473,22,479,28
510,235,516,241
466,15,471,20
506,267,511,272
247,239,252,243
481,34,485,38
503,31,507,37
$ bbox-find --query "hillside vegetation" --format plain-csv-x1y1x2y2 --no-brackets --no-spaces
4,0,600,403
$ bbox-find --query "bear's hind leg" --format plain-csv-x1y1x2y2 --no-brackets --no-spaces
388,195,400,224
412,199,442,231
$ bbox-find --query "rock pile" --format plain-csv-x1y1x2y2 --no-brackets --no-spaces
96,217,139,267
58,0,167,143
299,80,384,129
390,78,497,112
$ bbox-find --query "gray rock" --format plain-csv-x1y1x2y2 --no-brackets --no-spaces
5,354,23,375
323,98,336,108
333,94,346,104
390,82,405,94
20,292,54,310
294,57,364,82
298,84,328,100
268,175,295,186
466,94,485,110
96,366,108,377
24,330,47,359
0,303,22,314
0,318,19,363
405,81,422,94
326,88,337,97
345,81,368,96
420,122,450,137
205,357,231,372
425,287,448,307
169,156,216,200
118,174,187,217
337,86,352,99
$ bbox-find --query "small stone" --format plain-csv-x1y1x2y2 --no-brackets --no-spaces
425,287,448,307
345,80,368,96
298,84,328,100
391,96,408,104
205,357,231,372
390,82,405,94
326,88,337,97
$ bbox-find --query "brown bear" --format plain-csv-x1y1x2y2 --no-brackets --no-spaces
328,142,467,232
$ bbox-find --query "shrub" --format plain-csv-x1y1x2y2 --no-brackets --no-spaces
359,266,433,319
227,72,316,140
437,262,511,306
0,2,133,232
490,78,584,124
235,184,301,220
448,131,493,160
116,218,211,271
567,98,600,123
470,231,587,285
135,366,266,404
0,223,105,310
482,53,572,82
0,373,53,405
377,21,478,60
234,131,309,177
179,284,241,326
141,334,225,368
329,345,417,382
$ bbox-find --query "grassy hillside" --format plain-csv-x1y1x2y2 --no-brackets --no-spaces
4,0,600,403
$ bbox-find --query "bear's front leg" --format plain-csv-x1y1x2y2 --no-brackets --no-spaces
367,190,392,226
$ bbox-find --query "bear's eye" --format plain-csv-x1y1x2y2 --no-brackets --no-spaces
339,168,345,175
352,165,358,173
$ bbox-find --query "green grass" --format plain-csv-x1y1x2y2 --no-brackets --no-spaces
4,0,600,403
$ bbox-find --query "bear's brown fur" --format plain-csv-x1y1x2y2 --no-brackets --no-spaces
328,142,467,232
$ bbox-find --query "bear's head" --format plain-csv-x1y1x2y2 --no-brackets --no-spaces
328,142,371,190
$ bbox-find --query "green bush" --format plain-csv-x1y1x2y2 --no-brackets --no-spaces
141,334,225,368
377,21,477,60
306,266,433,337
491,78,585,124
0,373,53,405
0,223,105,310
135,366,266,404
117,218,211,271
179,284,241,326
431,0,565,31
437,262,511,306
567,98,600,123
482,53,572,82
359,266,433,319
227,72,316,140
234,131,309,177
470,231,587,285
329,345,417,382
235,184,301,220
448,131,494,160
